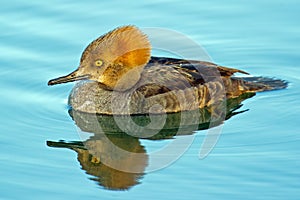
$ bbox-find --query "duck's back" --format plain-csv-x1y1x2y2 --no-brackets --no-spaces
136,57,286,98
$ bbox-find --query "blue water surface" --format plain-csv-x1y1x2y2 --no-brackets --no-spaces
0,0,300,199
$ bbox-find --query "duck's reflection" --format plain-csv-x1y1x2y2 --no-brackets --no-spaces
47,93,255,190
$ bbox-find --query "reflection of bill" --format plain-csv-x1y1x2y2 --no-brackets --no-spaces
47,93,254,190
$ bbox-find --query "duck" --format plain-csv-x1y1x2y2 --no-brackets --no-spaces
48,25,287,115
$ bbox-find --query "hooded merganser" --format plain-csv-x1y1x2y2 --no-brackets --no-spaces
48,25,287,115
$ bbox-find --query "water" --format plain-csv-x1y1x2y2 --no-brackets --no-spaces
1,0,300,199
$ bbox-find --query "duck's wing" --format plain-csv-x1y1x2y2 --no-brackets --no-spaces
148,56,248,77
137,57,248,98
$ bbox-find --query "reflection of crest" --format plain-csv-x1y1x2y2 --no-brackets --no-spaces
47,93,254,190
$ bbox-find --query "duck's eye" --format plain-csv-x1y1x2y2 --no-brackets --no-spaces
95,59,103,67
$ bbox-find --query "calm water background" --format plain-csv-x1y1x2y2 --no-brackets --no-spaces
1,0,300,199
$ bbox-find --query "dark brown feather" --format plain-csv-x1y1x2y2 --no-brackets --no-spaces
135,56,248,98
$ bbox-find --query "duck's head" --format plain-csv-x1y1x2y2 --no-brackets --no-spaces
48,25,151,91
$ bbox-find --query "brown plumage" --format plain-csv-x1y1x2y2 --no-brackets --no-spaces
48,25,287,115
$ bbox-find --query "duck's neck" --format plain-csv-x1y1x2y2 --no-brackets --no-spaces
99,64,144,92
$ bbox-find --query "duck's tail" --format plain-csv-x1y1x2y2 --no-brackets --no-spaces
225,76,287,98
242,77,288,92
240,77,288,92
